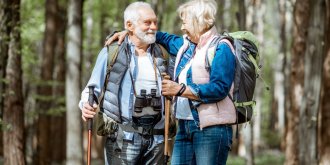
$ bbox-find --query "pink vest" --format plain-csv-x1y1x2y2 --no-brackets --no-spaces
175,27,237,129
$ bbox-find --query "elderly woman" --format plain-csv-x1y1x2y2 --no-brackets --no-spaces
159,0,236,164
106,0,236,164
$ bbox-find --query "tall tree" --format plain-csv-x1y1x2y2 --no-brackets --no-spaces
36,0,58,164
216,0,225,31
50,1,67,163
299,0,325,164
66,0,83,164
319,0,330,164
237,1,254,163
237,0,246,30
275,0,288,149
149,0,166,30
2,0,25,164
286,0,311,164
0,0,11,157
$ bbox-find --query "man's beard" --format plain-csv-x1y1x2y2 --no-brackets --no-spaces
135,28,156,44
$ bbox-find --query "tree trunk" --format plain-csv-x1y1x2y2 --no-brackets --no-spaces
246,124,254,165
0,0,11,157
3,0,25,164
276,0,288,150
83,0,94,84
237,0,246,30
51,2,67,163
66,0,83,164
286,0,311,164
99,2,109,46
319,0,330,164
299,0,325,164
36,0,58,164
150,0,166,30
253,0,265,152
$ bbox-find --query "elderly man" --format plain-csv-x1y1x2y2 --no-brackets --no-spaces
79,2,173,164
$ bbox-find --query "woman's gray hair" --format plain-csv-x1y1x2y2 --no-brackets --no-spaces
178,0,217,34
124,2,153,29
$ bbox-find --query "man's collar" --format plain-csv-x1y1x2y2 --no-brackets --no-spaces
126,36,152,54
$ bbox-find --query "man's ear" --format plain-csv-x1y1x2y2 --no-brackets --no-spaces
126,21,134,32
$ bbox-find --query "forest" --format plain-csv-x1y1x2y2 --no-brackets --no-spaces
0,0,329,165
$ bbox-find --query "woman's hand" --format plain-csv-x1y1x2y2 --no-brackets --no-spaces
161,72,199,100
104,30,128,46
162,79,182,96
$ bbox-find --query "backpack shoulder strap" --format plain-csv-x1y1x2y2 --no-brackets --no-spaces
205,36,235,71
103,44,119,89
155,44,169,60
107,44,119,70
205,36,220,71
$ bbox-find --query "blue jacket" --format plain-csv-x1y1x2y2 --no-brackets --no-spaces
156,32,236,104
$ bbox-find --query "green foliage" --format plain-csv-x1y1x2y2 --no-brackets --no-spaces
0,118,13,132
263,130,282,148
227,155,245,165
255,151,285,165
21,0,44,83
46,106,66,116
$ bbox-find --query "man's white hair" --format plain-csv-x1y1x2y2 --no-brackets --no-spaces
178,0,217,34
124,2,153,29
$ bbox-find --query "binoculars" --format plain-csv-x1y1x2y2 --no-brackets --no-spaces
134,89,162,113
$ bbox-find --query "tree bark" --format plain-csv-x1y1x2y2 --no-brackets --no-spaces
253,0,265,153
0,0,11,157
66,0,83,164
237,0,246,30
286,0,311,164
51,2,67,163
150,0,166,30
276,0,288,150
3,0,25,164
299,0,325,164
36,0,58,164
216,0,225,31
319,0,330,164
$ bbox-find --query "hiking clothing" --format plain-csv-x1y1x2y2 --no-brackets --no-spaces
170,120,232,165
156,26,236,165
156,26,237,128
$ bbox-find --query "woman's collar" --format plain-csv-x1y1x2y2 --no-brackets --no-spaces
197,26,218,48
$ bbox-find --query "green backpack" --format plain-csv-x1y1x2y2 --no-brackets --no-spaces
206,31,268,124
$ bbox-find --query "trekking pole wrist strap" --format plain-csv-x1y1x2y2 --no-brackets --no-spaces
176,83,186,96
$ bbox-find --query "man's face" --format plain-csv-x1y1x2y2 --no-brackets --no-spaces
133,8,158,44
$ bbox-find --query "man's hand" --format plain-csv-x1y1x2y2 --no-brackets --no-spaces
81,102,98,122
104,30,128,46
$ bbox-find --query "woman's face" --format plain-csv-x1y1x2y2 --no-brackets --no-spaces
180,16,199,43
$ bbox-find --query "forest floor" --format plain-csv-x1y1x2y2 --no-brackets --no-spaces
228,149,284,165
0,149,284,165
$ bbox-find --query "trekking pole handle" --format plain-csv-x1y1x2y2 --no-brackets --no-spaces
88,86,94,130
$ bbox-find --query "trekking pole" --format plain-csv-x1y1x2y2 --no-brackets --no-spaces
87,86,94,165
162,73,171,164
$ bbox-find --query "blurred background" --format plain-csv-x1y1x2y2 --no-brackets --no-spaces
0,0,329,164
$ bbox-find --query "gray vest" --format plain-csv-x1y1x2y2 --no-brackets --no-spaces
100,38,169,123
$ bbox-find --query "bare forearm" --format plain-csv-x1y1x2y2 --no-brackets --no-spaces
161,79,199,101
